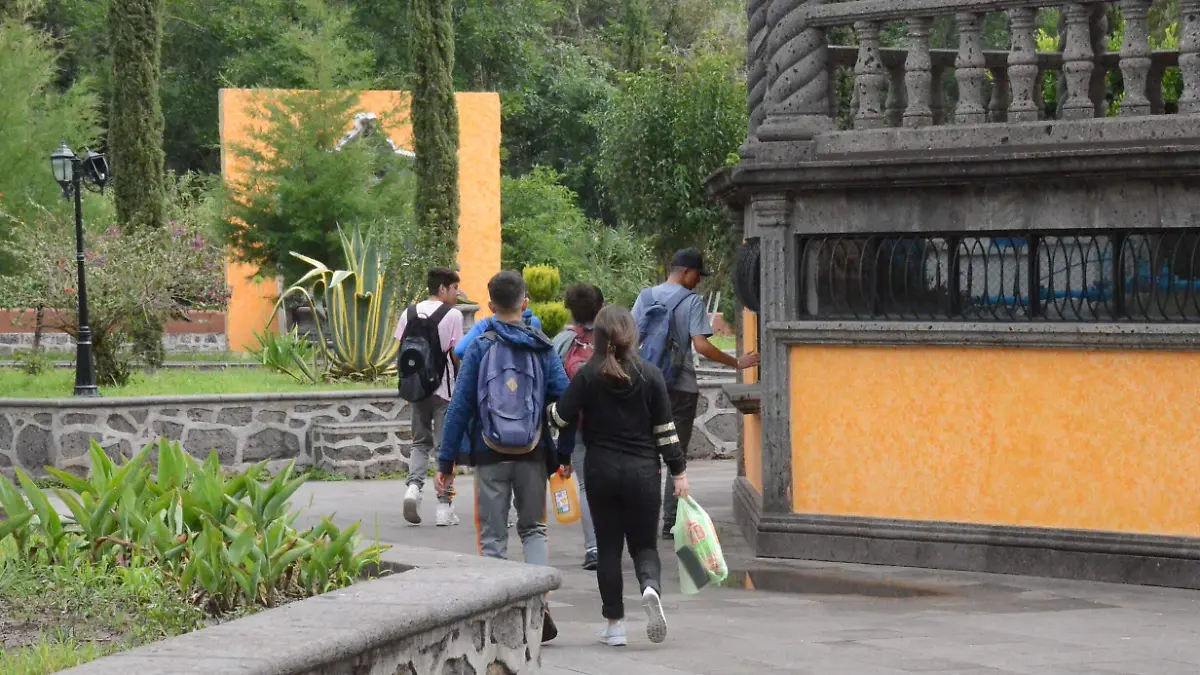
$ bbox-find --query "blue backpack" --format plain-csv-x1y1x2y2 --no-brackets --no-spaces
477,331,545,454
635,286,693,388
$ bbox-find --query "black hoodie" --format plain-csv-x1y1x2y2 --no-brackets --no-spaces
549,357,687,476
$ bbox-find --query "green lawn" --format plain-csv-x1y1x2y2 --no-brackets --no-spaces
0,350,254,363
0,369,391,399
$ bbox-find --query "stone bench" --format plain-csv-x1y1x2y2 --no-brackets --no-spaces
311,420,413,478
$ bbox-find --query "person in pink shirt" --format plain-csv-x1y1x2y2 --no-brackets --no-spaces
395,268,464,526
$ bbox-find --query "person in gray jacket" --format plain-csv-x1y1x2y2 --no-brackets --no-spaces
552,284,604,570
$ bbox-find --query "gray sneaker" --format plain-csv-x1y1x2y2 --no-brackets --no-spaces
642,587,667,644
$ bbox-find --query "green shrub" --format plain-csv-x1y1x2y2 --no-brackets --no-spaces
531,301,570,338
13,349,52,376
0,438,386,616
250,327,320,384
523,265,561,303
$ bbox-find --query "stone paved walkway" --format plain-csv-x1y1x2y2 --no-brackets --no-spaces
291,462,1200,675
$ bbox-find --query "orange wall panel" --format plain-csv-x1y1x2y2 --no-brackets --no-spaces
740,309,761,493
788,346,1200,536
218,89,501,352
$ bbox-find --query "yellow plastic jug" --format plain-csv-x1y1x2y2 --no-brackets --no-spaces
549,470,581,525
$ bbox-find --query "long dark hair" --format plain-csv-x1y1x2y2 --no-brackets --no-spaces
592,305,639,384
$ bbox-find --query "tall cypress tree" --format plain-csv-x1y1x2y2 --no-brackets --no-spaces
108,0,166,231
109,0,168,368
410,0,460,268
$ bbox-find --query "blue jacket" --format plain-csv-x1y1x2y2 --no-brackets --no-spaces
438,319,573,474
454,309,542,360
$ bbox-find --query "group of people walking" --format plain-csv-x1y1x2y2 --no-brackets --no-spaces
394,249,759,647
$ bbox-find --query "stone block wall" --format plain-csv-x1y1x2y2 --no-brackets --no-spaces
0,392,408,477
0,383,737,477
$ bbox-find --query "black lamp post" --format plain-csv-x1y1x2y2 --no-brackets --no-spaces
51,141,109,397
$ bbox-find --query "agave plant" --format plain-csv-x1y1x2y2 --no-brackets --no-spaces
277,225,402,380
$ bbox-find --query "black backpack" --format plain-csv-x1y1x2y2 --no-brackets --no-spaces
397,304,453,402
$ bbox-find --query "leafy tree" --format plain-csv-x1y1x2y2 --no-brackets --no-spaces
595,50,746,284
108,0,167,231
410,0,459,267
503,166,653,306
0,14,101,277
221,0,407,284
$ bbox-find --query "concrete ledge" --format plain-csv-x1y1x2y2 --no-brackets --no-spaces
59,545,561,675
770,321,1200,351
733,483,1200,590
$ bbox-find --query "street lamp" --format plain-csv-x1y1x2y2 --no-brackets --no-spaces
50,141,109,397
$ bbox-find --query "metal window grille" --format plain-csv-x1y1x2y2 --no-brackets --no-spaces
797,231,1200,322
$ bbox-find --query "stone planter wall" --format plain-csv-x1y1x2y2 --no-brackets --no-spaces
0,379,737,477
60,545,560,675
0,391,409,477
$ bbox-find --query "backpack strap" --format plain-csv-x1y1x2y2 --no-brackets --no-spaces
665,286,694,312
406,304,420,325
428,302,453,329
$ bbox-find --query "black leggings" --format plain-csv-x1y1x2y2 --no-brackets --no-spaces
585,451,662,620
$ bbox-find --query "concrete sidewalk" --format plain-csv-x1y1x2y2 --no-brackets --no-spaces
291,462,1200,675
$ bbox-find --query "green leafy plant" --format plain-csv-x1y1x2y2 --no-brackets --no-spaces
0,438,387,618
523,265,561,303
13,348,52,376
530,301,570,337
276,225,402,380
250,327,320,384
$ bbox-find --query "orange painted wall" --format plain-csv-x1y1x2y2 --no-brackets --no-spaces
789,346,1200,536
218,89,501,352
741,309,761,494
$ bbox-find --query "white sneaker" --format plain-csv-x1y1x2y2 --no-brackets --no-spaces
599,621,627,647
403,484,422,525
642,587,667,644
436,502,459,527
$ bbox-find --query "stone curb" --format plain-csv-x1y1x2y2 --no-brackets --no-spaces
0,389,399,408
57,544,561,675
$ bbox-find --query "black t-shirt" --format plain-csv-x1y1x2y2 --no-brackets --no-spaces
550,357,686,476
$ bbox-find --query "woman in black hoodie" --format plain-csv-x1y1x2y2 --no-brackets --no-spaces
549,305,690,647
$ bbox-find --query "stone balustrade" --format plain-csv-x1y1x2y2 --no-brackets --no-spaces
749,0,1200,149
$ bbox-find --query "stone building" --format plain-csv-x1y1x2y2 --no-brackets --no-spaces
711,0,1200,588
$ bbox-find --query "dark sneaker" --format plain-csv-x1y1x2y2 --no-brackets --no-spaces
582,549,598,571
542,609,558,643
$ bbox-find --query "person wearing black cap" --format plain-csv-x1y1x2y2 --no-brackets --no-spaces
632,248,759,538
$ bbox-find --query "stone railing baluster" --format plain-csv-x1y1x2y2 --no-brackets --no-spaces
903,16,934,128
1088,4,1110,118
1119,0,1153,116
886,65,907,127
1061,4,1097,119
932,65,947,125
955,12,988,124
854,21,887,129
1008,7,1041,122
989,68,1010,122
1180,0,1200,113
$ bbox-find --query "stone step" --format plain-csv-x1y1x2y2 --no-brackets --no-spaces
310,420,413,471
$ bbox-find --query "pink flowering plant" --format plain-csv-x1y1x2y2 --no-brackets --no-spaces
2,174,229,384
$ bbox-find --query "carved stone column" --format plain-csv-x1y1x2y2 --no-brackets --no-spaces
1180,0,1200,113
1088,4,1110,118
853,21,887,129
751,193,795,515
758,0,834,143
1007,7,1041,122
954,13,987,124
903,16,934,128
1119,0,1153,116
742,0,772,156
1061,4,1097,120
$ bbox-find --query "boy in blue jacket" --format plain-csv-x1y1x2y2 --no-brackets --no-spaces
435,271,573,641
